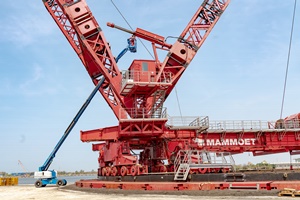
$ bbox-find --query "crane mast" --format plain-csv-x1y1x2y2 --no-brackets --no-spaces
18,160,29,176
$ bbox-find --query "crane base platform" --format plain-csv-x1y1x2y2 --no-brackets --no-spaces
75,171,300,191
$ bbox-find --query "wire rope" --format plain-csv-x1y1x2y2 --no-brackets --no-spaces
111,0,184,120
175,86,183,121
110,0,155,59
280,0,297,119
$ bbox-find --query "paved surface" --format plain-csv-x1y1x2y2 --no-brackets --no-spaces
0,185,295,200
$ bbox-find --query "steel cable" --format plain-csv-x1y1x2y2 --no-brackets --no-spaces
110,0,154,59
280,0,297,119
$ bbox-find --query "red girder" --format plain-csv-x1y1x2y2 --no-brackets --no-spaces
158,0,231,103
82,127,300,152
43,1,81,58
196,129,300,154
80,125,300,177
44,0,125,119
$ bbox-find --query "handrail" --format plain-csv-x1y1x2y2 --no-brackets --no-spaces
167,116,209,127
209,120,300,130
119,107,168,120
122,70,173,86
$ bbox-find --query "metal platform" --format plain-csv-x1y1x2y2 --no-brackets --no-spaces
75,171,300,191
75,179,300,191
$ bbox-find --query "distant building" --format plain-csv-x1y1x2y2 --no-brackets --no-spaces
272,162,300,170
294,158,300,163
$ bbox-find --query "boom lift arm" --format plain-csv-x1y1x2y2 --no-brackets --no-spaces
34,78,105,187
115,36,137,63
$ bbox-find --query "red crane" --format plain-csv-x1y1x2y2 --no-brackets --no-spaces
43,0,300,179
18,160,29,177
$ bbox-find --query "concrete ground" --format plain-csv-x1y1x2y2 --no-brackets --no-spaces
0,184,294,200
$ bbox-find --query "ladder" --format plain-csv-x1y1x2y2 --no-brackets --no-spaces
174,151,190,181
173,150,235,181
174,164,190,181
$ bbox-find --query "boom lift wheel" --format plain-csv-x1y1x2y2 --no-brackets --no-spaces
56,179,64,187
35,179,43,188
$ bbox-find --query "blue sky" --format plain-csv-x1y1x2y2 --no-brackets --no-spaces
0,1,299,173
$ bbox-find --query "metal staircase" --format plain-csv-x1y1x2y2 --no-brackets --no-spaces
150,90,166,118
174,150,235,181
174,151,190,181
174,164,190,181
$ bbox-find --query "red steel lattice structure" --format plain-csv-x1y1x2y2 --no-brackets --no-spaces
43,0,300,177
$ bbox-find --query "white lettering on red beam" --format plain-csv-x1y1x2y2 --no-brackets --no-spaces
193,138,256,146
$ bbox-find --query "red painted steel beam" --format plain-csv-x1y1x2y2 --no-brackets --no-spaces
75,180,300,191
82,127,300,153
80,125,119,142
44,0,125,119
195,129,300,154
43,0,82,60
107,22,172,49
158,0,231,101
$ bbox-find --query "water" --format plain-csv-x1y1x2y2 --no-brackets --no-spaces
18,175,97,185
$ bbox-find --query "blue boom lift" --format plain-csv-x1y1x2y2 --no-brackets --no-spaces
34,78,104,187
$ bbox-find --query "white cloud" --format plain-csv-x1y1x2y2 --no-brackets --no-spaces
19,64,43,94
19,64,59,96
0,3,56,47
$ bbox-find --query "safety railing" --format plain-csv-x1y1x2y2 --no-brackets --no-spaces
209,120,300,130
119,107,167,120
175,150,235,166
167,116,209,128
174,150,235,180
209,120,266,130
189,116,209,127
269,119,300,129
121,70,172,86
